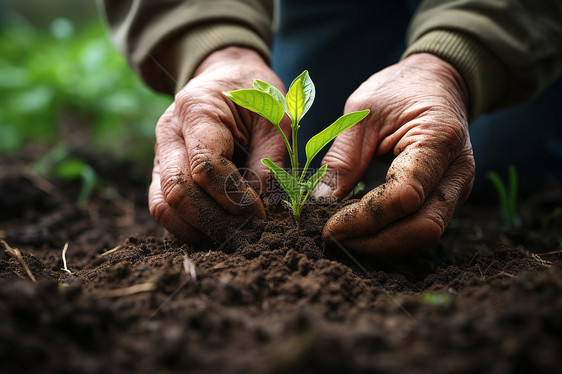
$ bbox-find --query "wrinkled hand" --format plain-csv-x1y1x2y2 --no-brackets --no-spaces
316,53,475,256
149,47,289,242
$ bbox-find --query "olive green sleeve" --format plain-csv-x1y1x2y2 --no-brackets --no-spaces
98,0,274,94
402,0,562,121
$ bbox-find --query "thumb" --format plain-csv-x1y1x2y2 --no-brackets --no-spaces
312,123,376,199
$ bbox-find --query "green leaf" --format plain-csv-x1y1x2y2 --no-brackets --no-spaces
286,70,315,125
253,79,286,109
305,109,369,165
306,164,328,192
286,79,304,126
55,159,97,205
54,158,86,179
224,89,284,126
261,158,301,201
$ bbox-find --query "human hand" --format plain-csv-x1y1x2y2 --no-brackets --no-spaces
316,53,475,256
149,47,290,242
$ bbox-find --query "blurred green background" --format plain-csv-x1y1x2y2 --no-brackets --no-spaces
0,0,172,165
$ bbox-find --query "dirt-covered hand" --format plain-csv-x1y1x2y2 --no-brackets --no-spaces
149,47,290,242
316,53,475,256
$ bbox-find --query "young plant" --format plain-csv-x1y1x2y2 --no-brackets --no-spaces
224,71,369,220
32,144,100,208
486,165,521,228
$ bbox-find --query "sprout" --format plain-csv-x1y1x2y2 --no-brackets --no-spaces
224,71,369,220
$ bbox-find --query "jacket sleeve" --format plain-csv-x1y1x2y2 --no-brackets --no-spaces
98,0,274,94
402,0,562,121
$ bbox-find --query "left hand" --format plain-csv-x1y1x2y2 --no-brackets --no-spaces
314,53,475,257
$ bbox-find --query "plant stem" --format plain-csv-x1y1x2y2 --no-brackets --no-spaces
291,119,300,180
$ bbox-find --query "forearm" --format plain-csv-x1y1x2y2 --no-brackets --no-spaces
98,0,274,94
403,0,562,121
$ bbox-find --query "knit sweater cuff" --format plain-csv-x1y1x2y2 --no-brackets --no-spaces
143,23,271,94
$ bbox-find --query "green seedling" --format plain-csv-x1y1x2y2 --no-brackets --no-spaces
32,144,100,208
224,71,369,220
486,165,521,228
55,158,97,207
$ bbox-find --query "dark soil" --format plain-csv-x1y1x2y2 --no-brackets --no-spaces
1,146,561,374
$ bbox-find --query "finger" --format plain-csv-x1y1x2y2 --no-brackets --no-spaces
149,153,202,242
156,109,254,238
312,115,376,198
324,146,474,256
323,125,469,241
176,91,265,218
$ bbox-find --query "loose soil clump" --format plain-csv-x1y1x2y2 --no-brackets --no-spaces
1,148,561,373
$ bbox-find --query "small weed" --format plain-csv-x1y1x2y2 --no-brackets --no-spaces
32,143,101,207
486,165,521,228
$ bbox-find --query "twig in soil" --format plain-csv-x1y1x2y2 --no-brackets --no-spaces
496,271,516,278
183,254,197,281
529,253,553,269
475,264,486,280
12,271,27,281
534,248,562,257
1,240,37,283
327,235,413,320
94,282,157,298
100,244,124,257
61,242,73,274
23,167,56,194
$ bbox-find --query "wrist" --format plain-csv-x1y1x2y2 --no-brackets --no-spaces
194,46,269,76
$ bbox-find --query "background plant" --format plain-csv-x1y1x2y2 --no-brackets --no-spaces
487,165,521,228
225,71,369,220
0,15,171,165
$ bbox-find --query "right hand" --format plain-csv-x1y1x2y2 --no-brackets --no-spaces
149,47,290,242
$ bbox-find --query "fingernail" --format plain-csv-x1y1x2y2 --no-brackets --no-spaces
312,182,334,198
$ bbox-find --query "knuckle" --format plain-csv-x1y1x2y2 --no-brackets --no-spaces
452,148,476,203
189,150,214,185
344,96,366,113
164,183,187,211
174,87,199,107
437,123,468,156
175,89,221,126
420,211,447,245
155,106,179,138
149,199,168,223
160,171,189,210
396,181,425,215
